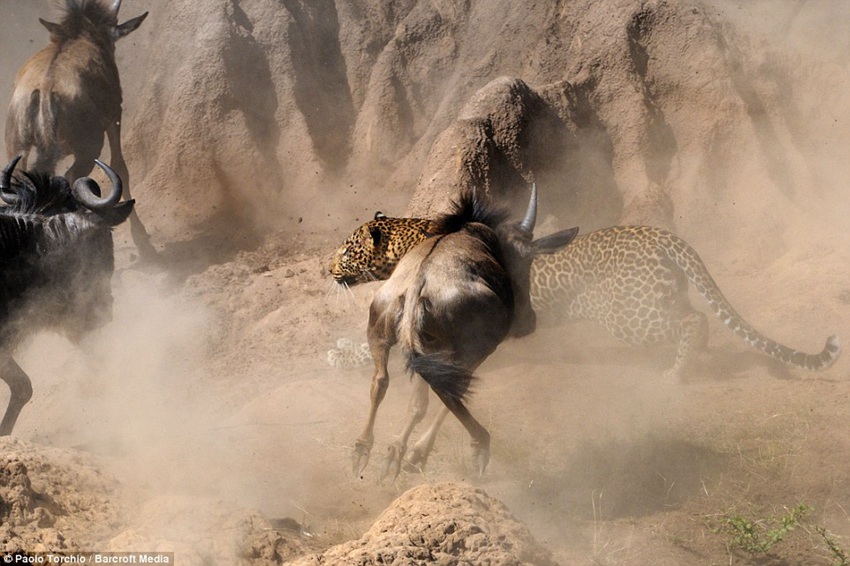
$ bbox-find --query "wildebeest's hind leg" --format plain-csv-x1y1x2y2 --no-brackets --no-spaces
6,90,38,172
352,300,398,478
63,131,102,183
105,122,156,259
379,376,430,483
433,389,490,476
409,355,491,476
0,356,33,436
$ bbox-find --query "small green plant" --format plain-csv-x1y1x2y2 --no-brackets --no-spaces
708,504,811,555
817,526,849,566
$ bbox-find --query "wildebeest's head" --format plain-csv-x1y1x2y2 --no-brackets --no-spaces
0,156,134,345
492,184,579,337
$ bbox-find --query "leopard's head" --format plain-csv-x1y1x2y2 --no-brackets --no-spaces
330,212,436,286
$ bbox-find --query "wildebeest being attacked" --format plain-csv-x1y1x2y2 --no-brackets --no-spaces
4,0,154,257
0,156,133,436
351,184,578,481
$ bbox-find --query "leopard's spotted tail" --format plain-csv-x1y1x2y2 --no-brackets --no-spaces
661,231,840,371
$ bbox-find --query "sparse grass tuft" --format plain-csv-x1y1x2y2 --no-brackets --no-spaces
817,526,849,566
707,503,811,555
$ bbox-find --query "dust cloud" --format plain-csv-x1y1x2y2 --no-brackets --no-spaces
12,270,232,490
1,0,850,564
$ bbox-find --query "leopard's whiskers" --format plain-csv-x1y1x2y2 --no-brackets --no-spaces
343,281,356,302
325,278,338,298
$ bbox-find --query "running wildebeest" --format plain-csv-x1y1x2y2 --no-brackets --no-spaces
0,156,133,435
4,0,154,257
351,185,578,481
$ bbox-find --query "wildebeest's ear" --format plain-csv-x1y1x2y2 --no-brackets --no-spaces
97,200,135,226
113,12,148,40
532,226,579,254
39,18,61,37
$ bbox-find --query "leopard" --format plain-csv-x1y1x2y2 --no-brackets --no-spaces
530,225,839,378
327,338,372,369
329,212,438,285
330,218,840,379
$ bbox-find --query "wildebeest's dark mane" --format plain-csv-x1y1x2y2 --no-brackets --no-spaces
50,0,117,43
431,190,510,235
3,171,76,216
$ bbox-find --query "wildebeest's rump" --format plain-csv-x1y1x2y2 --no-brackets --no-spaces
4,0,153,257
351,184,578,481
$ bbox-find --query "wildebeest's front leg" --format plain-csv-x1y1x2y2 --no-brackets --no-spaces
404,402,450,472
352,298,398,478
0,356,33,436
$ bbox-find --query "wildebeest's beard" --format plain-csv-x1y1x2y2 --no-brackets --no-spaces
0,212,117,347
41,215,117,343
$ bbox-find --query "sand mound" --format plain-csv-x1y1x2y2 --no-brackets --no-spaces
290,482,556,566
2,440,553,566
1,437,121,553
0,438,311,565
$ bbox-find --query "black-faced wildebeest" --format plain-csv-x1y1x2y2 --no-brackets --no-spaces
4,0,154,257
351,185,578,480
0,156,133,435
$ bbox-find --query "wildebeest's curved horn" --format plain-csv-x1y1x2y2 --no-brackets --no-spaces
0,155,22,205
112,0,122,14
72,160,123,210
519,182,538,235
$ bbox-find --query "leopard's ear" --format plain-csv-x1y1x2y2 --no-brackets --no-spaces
369,226,382,250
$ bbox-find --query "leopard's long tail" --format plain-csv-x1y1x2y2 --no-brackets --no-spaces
660,230,840,371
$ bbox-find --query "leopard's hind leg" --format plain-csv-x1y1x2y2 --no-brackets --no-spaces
663,308,709,381
641,259,708,380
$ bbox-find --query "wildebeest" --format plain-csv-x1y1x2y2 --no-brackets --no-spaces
0,155,133,435
4,0,154,257
351,185,578,480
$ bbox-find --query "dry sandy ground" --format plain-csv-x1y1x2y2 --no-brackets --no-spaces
1,0,850,564
3,221,848,564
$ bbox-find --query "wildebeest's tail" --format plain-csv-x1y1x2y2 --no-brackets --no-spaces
32,90,61,172
407,353,476,403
